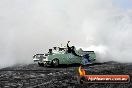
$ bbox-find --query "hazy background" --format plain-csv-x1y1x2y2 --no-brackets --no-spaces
0,0,132,68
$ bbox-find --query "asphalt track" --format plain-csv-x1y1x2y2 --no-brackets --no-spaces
0,61,132,88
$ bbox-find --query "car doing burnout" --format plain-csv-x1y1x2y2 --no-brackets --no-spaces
33,44,96,67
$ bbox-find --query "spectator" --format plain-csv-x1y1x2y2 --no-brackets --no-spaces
67,41,71,53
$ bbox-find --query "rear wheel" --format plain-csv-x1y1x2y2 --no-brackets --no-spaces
52,59,59,67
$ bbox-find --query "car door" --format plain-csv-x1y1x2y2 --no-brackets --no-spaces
59,53,70,64
63,53,74,64
68,53,81,64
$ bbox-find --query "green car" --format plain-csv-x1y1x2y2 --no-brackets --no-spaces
33,45,96,67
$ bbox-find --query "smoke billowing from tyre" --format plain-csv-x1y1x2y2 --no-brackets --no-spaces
0,0,132,68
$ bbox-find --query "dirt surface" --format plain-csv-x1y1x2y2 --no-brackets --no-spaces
0,61,132,88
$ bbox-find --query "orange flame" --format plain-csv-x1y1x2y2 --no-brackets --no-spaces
78,66,86,76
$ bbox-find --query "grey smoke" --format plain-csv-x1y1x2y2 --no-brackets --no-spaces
0,0,132,68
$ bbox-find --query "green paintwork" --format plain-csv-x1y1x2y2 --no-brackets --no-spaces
43,51,96,65
33,46,96,65
47,53,81,64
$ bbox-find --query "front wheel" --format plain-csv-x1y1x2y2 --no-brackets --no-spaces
51,59,59,67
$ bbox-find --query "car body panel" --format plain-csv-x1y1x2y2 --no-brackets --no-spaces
33,52,96,66
33,45,96,66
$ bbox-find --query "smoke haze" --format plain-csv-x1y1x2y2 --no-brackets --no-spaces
0,0,132,68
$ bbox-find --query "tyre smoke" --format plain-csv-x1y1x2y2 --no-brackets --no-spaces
0,0,132,68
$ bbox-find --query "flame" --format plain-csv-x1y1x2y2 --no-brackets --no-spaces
78,66,86,76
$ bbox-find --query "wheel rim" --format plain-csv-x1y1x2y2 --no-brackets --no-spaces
52,59,59,66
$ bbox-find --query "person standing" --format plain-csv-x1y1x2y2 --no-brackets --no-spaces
67,41,71,53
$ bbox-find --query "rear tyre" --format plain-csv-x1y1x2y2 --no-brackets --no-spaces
51,59,59,67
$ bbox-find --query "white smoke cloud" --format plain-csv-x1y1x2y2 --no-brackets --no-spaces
0,0,132,68
81,1,132,63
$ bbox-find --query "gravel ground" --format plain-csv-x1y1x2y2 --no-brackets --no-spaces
0,61,132,88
